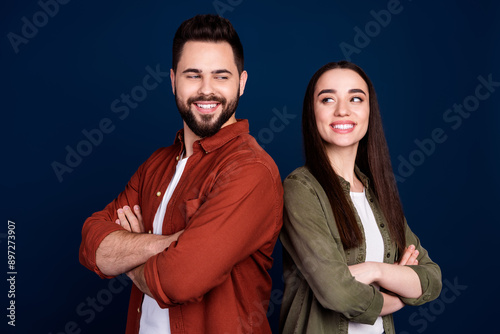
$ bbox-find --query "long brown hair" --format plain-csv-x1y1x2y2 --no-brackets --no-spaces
302,61,406,256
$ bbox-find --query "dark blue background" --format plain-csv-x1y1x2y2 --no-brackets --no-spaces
2,0,499,333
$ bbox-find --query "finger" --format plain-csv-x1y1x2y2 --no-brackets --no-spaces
117,209,131,232
398,250,410,266
408,249,419,265
398,245,414,265
123,206,141,233
134,205,145,233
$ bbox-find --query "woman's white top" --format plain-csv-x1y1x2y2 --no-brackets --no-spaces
348,188,384,334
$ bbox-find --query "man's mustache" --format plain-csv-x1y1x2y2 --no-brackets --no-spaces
187,95,226,105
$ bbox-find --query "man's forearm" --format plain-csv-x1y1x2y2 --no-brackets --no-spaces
95,230,176,276
127,264,153,298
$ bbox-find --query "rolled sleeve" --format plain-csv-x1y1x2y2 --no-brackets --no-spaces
79,215,125,279
280,175,383,324
399,222,442,306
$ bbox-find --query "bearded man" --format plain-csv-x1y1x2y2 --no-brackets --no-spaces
79,14,283,334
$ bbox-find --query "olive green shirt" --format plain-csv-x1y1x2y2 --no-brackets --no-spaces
279,166,442,334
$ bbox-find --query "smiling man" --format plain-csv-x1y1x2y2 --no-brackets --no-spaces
79,15,283,334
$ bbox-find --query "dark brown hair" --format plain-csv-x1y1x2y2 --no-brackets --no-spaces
302,61,406,256
172,14,244,74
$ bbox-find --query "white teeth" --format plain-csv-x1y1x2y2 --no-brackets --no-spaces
333,124,354,129
196,103,218,109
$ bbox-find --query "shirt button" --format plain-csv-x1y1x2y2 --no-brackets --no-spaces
380,223,385,228
386,253,391,258
176,156,179,161
156,191,161,197
148,230,152,234
137,307,140,313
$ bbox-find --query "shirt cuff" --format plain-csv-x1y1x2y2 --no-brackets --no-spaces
349,285,384,325
80,221,125,279
399,265,433,306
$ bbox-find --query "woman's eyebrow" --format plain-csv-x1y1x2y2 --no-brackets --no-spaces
349,88,366,95
317,88,367,96
317,89,336,96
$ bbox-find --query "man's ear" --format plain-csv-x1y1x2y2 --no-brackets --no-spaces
170,68,176,95
239,70,248,96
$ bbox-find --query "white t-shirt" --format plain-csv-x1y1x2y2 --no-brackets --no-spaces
348,188,385,334
139,155,188,334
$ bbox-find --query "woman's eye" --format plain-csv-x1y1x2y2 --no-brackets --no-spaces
352,96,363,102
322,97,334,103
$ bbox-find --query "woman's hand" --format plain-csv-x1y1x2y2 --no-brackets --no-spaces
398,244,419,266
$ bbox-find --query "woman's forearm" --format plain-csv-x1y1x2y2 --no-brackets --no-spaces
349,261,422,299
380,291,405,316
375,263,422,299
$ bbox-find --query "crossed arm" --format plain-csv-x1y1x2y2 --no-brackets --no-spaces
95,205,183,298
281,175,436,323
348,245,421,315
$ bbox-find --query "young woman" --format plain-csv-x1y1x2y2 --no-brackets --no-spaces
279,61,442,334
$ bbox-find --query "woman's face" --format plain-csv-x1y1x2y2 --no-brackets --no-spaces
314,68,370,152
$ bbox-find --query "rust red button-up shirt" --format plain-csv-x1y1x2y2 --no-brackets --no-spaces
79,120,283,334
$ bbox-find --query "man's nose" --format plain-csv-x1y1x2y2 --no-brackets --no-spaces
198,77,215,96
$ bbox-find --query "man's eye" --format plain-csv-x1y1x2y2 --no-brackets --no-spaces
187,75,200,79
216,76,228,80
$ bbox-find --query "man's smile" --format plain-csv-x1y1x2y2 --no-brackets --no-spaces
193,101,221,114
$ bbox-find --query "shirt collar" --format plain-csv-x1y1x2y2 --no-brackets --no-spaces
338,165,370,191
173,119,250,154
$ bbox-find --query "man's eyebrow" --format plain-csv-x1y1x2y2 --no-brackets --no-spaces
182,68,201,73
181,69,233,75
212,69,232,75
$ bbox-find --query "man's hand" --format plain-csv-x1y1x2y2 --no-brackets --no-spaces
113,204,185,299
114,205,152,292
116,205,145,233
95,202,184,278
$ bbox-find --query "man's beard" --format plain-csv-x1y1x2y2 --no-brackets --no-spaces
175,91,240,138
